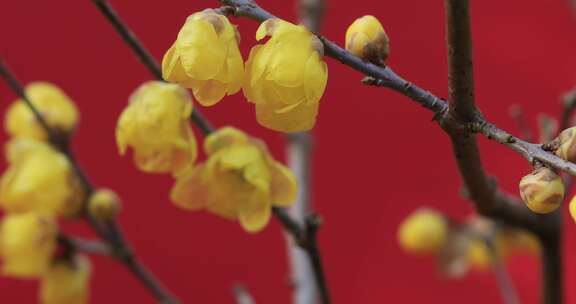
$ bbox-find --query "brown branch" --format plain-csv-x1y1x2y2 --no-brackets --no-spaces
0,59,179,304
58,234,112,256
272,208,330,304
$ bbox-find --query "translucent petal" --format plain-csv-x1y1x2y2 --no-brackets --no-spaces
303,53,328,105
238,191,271,233
170,164,208,210
177,18,225,80
193,79,228,107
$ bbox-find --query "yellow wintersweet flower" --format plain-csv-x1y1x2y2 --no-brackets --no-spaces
0,140,83,216
40,255,91,304
345,15,390,64
116,81,197,176
162,9,244,106
397,208,448,255
519,167,564,214
5,82,79,141
243,19,328,133
171,126,297,233
0,213,57,278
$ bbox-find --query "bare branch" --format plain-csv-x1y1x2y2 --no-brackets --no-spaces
58,234,112,256
232,284,256,304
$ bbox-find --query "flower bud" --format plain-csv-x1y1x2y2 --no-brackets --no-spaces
555,127,576,163
397,208,448,255
345,15,390,64
88,189,122,220
519,167,564,214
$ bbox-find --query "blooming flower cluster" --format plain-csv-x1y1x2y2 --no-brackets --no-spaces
1,82,91,303
162,10,330,133
116,81,297,232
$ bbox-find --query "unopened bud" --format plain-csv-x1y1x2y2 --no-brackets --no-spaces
519,167,564,214
397,207,448,255
345,15,390,65
555,127,576,163
88,189,121,220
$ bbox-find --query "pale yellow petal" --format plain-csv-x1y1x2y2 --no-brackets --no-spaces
177,18,225,80
270,161,297,206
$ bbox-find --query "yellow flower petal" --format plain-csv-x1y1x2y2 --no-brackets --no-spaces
177,17,225,80
0,213,57,278
270,161,297,206
5,82,79,141
40,255,91,304
0,145,82,216
170,164,209,210
116,81,197,176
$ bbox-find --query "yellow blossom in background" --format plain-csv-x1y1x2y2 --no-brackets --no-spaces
397,208,448,255
570,195,576,224
40,255,91,304
5,82,79,141
163,9,244,106
0,141,83,216
0,213,57,278
243,19,328,133
171,126,297,233
116,81,197,176
345,15,390,64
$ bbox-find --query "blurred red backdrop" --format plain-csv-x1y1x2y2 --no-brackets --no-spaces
1,0,576,303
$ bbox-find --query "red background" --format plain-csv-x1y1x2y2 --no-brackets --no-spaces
1,0,576,303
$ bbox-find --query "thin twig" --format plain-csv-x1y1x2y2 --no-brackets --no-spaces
484,237,520,304
232,284,256,304
90,0,214,135
58,234,112,256
509,105,533,141
0,59,179,304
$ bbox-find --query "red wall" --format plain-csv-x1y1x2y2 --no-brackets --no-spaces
1,0,576,303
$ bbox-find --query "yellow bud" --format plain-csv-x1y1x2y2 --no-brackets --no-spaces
397,208,448,255
116,81,197,176
345,15,390,64
40,255,91,304
519,167,564,214
5,82,79,141
88,189,122,220
555,127,576,163
0,143,84,216
569,195,576,224
243,19,328,132
466,238,492,270
0,213,57,278
171,126,297,233
162,10,244,106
